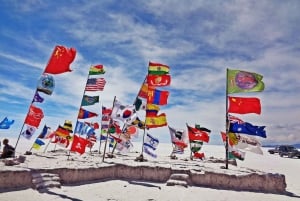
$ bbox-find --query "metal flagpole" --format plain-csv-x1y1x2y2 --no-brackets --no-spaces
225,68,229,169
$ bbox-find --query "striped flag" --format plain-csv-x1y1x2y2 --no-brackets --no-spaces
85,78,106,91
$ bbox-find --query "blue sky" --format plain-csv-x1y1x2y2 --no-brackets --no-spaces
0,0,300,146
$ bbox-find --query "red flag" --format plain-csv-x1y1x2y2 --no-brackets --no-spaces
70,135,89,154
44,45,76,74
24,105,44,128
147,88,169,105
193,152,205,159
78,108,98,119
228,96,261,114
187,124,209,143
147,74,171,87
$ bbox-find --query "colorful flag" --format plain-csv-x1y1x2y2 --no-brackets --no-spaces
87,133,97,148
147,88,169,105
227,132,263,155
146,104,160,117
131,117,146,129
89,64,105,75
229,121,266,138
148,62,169,75
81,95,99,106
228,96,261,114
38,125,52,139
32,138,45,150
220,132,246,160
138,83,149,99
190,141,203,153
124,125,139,138
21,125,36,140
74,121,94,135
70,135,89,155
85,78,106,91
228,114,244,124
145,113,167,128
147,74,171,87
44,45,76,74
55,125,71,138
168,126,188,148
33,91,44,103
78,108,98,119
24,105,44,128
187,124,210,143
0,117,14,129
227,69,265,94
111,100,137,124
37,73,55,95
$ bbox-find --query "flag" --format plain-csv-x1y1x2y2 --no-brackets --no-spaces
220,132,246,160
137,83,148,99
147,88,169,105
89,64,105,75
0,117,14,129
227,132,263,154
228,96,261,115
70,135,89,155
37,73,55,95
145,113,167,128
24,105,44,128
81,95,99,106
147,74,171,87
193,152,205,159
229,121,267,138
143,133,159,158
32,138,45,150
74,121,95,135
87,133,97,148
190,141,203,153
44,45,76,74
78,108,98,119
148,62,169,75
134,97,146,111
168,126,188,148
124,125,139,138
228,114,244,124
195,124,211,133
146,104,160,117
52,135,72,148
131,117,146,129
227,69,265,94
111,100,137,124
38,125,52,139
33,91,44,103
55,125,71,138
21,125,36,140
85,78,106,91
187,124,210,143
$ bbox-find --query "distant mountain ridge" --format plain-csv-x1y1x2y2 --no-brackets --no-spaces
263,143,300,148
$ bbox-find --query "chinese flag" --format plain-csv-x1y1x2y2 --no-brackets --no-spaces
44,45,76,74
228,96,261,114
70,135,89,155
24,105,44,128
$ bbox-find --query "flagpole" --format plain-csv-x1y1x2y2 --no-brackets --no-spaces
102,96,116,162
225,68,229,169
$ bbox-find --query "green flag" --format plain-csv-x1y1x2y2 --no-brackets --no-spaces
81,95,99,106
227,69,265,94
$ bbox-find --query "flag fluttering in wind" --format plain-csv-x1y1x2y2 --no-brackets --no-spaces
111,100,137,124
81,95,99,106
24,105,44,128
147,88,169,105
37,73,55,95
187,124,210,143
70,135,89,155
33,91,44,103
148,62,170,75
44,45,76,74
221,132,246,160
21,125,36,140
89,64,105,75
0,117,14,129
168,126,188,149
78,108,98,119
228,96,261,114
143,133,159,158
38,125,52,139
227,69,265,94
85,78,106,91
145,113,167,128
147,74,171,87
32,138,45,150
229,121,267,138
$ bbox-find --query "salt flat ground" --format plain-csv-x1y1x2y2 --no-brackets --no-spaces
0,139,299,201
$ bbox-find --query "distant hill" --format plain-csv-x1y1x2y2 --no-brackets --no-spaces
263,143,300,148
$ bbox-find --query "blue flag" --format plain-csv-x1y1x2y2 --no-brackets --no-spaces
0,117,15,129
229,121,266,138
